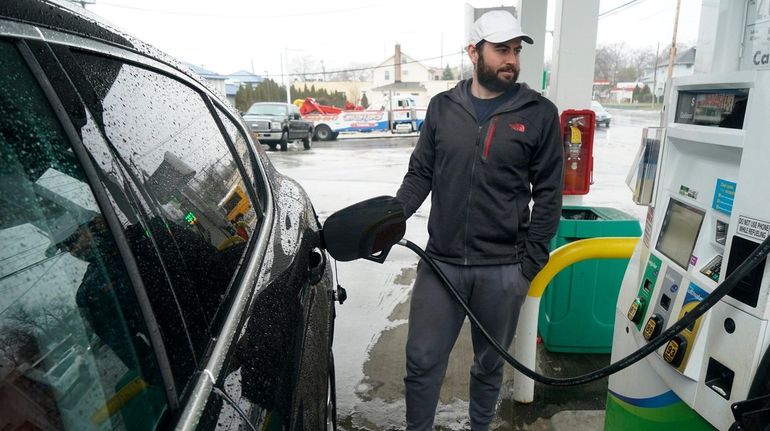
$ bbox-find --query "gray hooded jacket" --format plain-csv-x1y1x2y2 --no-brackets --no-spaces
396,80,563,280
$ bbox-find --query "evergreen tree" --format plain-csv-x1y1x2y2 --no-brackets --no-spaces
235,78,349,107
441,65,454,80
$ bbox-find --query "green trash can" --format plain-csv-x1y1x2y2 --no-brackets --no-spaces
537,206,642,353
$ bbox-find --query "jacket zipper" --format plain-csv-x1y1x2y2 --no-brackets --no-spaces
482,117,498,160
464,125,484,264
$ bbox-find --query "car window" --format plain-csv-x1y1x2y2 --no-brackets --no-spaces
0,40,166,430
69,51,258,362
246,103,286,116
214,107,269,214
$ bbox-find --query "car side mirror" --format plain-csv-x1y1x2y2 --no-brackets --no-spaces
321,196,406,263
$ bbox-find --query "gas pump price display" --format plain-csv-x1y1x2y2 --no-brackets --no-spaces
674,89,749,129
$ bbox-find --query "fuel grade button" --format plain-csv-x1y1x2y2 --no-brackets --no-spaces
627,298,645,323
643,314,663,340
663,335,687,367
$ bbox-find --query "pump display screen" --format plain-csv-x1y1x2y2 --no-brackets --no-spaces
656,199,706,269
674,89,749,129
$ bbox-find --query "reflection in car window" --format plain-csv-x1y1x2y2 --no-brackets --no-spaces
71,52,257,360
0,40,166,430
215,107,268,218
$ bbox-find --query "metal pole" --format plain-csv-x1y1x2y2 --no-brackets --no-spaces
388,90,393,132
652,42,660,105
282,50,291,105
665,0,681,82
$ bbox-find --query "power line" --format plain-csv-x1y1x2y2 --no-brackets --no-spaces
268,50,466,79
599,0,647,18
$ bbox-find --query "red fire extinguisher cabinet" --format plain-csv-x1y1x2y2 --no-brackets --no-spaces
560,109,595,195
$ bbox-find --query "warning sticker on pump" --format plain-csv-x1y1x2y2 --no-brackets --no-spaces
737,215,770,241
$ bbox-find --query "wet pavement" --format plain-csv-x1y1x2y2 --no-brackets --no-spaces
266,108,660,430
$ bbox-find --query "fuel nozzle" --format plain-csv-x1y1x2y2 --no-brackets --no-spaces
321,196,407,263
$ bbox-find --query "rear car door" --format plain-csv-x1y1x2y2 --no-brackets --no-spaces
0,37,171,431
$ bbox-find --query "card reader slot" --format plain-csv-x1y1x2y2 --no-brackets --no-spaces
705,357,734,400
660,294,671,311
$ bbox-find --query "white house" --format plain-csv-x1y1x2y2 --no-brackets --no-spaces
608,82,644,103
367,44,459,106
640,47,696,101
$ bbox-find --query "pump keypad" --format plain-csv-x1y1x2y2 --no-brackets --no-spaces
700,255,723,282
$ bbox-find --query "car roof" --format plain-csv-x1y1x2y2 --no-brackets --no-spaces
0,0,132,47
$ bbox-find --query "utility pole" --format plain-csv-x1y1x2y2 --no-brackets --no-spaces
440,33,444,70
652,42,660,105
281,51,291,104
665,0,682,82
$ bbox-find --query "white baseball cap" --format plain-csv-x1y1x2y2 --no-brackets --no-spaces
468,10,533,46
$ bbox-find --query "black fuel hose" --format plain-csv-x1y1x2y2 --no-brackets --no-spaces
399,235,770,386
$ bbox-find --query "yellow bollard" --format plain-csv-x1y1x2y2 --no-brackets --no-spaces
513,237,639,403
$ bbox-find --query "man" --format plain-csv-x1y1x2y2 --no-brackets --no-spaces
395,10,563,430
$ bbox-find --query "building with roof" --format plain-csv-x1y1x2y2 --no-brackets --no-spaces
224,70,265,107
607,81,644,103
226,70,264,86
366,44,458,106
183,63,227,100
640,47,696,102
372,44,433,89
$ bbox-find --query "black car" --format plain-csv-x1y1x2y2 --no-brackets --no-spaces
0,1,337,430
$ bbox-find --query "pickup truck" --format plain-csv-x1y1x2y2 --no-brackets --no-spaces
242,102,314,151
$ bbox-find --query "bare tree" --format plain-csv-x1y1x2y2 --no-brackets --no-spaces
629,47,656,80
346,62,374,82
290,55,322,81
594,43,628,85
0,298,81,367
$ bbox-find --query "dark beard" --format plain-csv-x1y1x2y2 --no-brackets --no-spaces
476,49,519,93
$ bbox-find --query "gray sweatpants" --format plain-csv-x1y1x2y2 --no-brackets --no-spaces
404,259,529,431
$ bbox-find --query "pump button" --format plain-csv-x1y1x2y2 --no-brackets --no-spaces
643,314,663,340
663,336,687,367
627,298,645,323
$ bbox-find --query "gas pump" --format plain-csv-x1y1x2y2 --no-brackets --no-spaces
606,1,770,429
561,109,595,195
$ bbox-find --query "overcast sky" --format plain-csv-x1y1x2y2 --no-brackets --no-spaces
85,0,702,78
